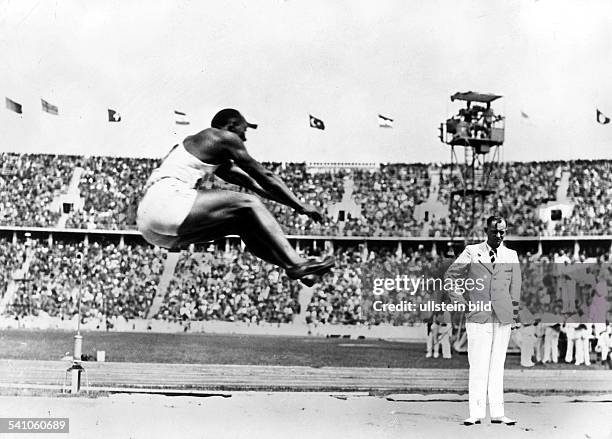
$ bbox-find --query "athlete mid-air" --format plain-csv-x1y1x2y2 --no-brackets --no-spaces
137,108,335,285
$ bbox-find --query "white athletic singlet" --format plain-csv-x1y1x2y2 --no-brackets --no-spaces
145,143,220,190
137,143,220,248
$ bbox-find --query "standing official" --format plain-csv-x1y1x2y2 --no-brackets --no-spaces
432,310,453,359
541,304,561,364
589,271,610,364
563,309,582,363
425,314,438,358
445,216,521,426
534,317,545,363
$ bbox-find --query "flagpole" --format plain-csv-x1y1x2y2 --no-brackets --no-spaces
307,113,313,164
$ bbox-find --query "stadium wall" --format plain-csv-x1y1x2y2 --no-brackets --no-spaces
2,225,612,258
3,225,612,243
0,316,426,341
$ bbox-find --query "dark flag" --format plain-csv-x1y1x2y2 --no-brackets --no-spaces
596,108,610,125
41,99,58,115
108,109,121,122
5,97,22,114
174,110,190,125
378,114,394,128
309,114,325,130
520,111,529,119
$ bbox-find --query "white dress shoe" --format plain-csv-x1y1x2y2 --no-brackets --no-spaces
491,416,517,425
463,417,482,426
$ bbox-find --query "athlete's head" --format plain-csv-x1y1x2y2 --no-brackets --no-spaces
211,108,258,141
485,215,507,249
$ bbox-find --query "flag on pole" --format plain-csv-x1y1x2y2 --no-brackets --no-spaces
5,97,22,114
41,99,58,115
174,110,190,125
596,108,610,125
309,115,325,130
378,114,394,128
108,109,121,122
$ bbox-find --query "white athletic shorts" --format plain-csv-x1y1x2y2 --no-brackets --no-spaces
136,178,197,248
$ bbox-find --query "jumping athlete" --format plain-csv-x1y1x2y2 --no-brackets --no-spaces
137,108,335,285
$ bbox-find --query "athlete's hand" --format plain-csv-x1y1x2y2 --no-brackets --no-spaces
298,204,325,223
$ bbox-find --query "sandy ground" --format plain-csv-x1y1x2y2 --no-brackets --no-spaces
0,393,610,439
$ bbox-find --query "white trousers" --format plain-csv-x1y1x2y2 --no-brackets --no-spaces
594,324,610,362
535,336,544,362
565,336,575,363
434,329,452,359
574,329,591,365
518,325,535,366
466,320,511,419
543,327,559,363
425,323,438,357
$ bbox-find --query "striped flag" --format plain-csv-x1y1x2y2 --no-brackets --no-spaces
378,114,394,128
108,109,121,122
5,97,22,114
174,110,190,125
41,99,58,115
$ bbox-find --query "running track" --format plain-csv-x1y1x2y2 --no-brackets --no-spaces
0,360,610,394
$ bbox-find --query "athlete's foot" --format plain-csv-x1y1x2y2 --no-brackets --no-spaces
286,256,335,281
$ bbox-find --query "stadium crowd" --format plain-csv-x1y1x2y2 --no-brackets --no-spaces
3,236,608,331
342,164,430,236
156,245,302,324
430,161,560,237
65,156,160,230
4,239,165,321
0,238,26,298
0,153,79,227
305,246,364,325
4,152,612,237
562,160,612,235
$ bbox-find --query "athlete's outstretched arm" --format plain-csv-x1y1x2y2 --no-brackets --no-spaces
214,161,286,204
220,134,323,222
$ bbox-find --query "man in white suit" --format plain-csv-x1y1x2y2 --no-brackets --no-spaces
445,216,521,426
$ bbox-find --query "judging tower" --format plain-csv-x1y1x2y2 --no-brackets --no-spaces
438,91,505,241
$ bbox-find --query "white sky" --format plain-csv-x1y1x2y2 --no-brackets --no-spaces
1,0,611,163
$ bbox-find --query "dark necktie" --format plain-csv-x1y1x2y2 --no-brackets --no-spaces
489,249,496,269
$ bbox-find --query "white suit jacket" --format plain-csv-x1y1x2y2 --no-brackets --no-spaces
444,241,521,324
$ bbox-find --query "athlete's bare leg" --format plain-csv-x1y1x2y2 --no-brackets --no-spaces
176,227,285,267
176,190,333,278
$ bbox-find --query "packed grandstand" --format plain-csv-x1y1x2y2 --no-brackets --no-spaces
1,152,611,326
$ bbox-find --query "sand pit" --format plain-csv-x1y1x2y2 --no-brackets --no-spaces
0,392,610,439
